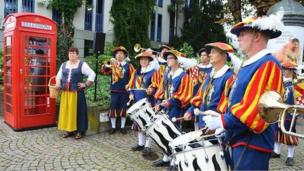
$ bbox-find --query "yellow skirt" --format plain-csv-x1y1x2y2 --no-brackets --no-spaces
58,91,77,132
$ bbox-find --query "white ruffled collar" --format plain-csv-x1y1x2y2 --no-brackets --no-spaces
242,49,271,67
117,60,127,66
169,68,184,79
210,65,230,78
141,63,155,74
198,63,212,69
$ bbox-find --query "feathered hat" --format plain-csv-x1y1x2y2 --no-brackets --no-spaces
231,12,284,39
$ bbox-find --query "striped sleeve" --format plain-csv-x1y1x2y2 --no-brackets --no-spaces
217,75,235,114
128,64,135,78
170,74,194,108
154,71,165,100
150,70,162,88
230,61,284,133
126,72,136,90
190,83,204,107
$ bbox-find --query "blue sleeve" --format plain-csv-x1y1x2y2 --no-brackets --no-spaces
186,105,195,117
222,110,248,132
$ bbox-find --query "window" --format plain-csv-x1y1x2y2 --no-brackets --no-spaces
95,0,104,32
84,40,94,57
157,14,162,42
4,0,18,17
52,9,62,25
169,13,175,43
185,0,190,8
158,0,163,7
85,0,93,31
22,0,35,12
150,13,156,41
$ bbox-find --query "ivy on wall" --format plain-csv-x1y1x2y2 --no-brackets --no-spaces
47,0,83,70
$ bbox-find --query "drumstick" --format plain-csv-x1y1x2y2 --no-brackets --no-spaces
126,99,134,107
171,117,193,122
171,117,184,122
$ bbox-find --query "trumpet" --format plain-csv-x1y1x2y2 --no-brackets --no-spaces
134,43,159,55
258,91,304,139
103,58,118,68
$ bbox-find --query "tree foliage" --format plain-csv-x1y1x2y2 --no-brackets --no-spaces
110,0,155,57
227,0,304,23
47,0,83,70
174,0,226,53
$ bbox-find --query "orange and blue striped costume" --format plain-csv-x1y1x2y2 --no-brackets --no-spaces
160,69,193,119
221,52,284,153
186,65,235,128
100,62,135,118
126,68,160,105
275,81,299,145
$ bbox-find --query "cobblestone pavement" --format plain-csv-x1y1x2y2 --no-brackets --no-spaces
0,119,303,171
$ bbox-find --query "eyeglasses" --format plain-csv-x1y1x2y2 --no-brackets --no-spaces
167,56,176,60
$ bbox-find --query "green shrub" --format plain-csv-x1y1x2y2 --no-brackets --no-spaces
84,42,114,109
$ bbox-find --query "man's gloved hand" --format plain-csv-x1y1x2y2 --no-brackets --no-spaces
194,108,200,116
203,115,223,131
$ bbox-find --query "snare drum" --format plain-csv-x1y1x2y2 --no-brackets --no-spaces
127,98,155,130
169,130,213,153
170,132,227,171
145,114,182,155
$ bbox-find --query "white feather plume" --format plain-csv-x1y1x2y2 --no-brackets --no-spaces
178,56,198,70
250,10,285,32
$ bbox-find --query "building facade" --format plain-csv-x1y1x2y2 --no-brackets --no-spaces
0,0,184,57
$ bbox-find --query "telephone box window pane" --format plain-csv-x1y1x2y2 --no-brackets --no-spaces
23,36,51,115
5,86,11,94
6,95,12,104
6,104,11,113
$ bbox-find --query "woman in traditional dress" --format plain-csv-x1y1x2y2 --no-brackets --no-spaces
55,47,96,139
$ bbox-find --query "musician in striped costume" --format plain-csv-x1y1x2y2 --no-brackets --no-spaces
153,49,194,167
184,42,235,131
272,61,299,166
192,48,213,95
202,15,285,170
126,50,160,157
100,46,135,134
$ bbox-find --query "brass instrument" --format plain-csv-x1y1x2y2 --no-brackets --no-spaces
134,43,159,55
104,58,118,68
258,91,304,138
293,76,304,85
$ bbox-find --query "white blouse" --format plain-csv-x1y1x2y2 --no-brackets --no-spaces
56,61,96,82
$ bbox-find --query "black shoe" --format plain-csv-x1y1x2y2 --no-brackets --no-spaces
109,128,116,134
142,147,151,157
131,144,144,151
286,157,294,166
271,152,280,158
120,128,127,134
167,165,177,171
152,159,170,167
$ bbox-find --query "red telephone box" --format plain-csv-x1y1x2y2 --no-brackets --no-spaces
3,13,57,130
